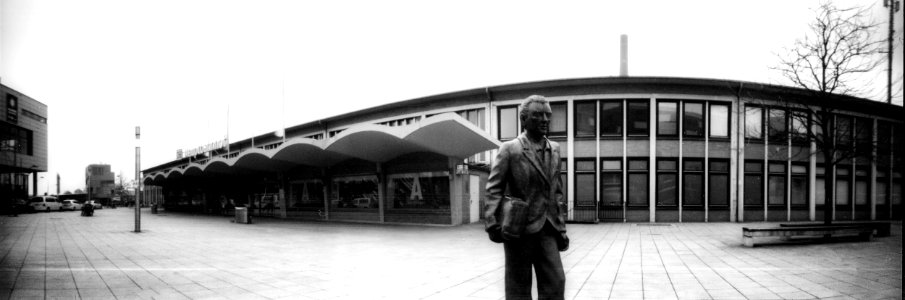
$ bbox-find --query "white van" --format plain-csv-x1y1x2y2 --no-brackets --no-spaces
29,196,62,212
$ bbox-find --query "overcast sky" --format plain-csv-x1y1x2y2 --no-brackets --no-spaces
1,0,902,194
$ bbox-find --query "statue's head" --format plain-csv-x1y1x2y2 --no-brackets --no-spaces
519,95,552,137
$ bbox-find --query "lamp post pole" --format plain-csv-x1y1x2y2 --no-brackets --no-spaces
134,126,141,233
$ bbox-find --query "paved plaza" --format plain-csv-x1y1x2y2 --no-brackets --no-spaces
0,208,900,300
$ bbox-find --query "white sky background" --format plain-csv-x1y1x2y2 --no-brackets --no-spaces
1,0,902,194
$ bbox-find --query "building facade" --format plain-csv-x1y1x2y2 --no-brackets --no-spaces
143,77,904,225
1,83,48,205
86,164,115,204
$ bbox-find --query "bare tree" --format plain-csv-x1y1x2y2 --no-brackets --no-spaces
773,2,889,224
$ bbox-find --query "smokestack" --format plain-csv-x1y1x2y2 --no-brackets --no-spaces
620,34,628,77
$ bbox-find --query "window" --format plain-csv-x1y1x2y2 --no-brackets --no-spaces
0,122,33,155
835,115,852,146
627,159,649,206
709,160,729,206
744,161,763,206
601,159,622,206
791,164,808,206
498,106,518,140
709,104,729,138
745,106,763,139
560,158,568,204
816,166,826,205
549,102,567,136
683,102,704,137
600,101,623,136
627,101,649,136
855,168,869,205
657,101,678,136
876,170,888,205
854,118,872,154
768,163,786,205
683,159,704,206
768,108,787,142
575,160,596,207
574,102,596,137
290,180,324,209
892,179,902,205
835,167,850,205
656,159,678,206
387,172,450,210
331,176,379,209
790,110,809,144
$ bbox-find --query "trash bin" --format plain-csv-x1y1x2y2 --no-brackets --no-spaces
235,207,251,224
151,205,158,214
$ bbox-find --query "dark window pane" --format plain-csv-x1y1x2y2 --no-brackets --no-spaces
816,178,826,205
560,173,568,203
576,160,595,171
835,179,850,205
600,102,622,136
876,181,887,205
684,160,703,171
768,109,787,141
657,102,678,135
627,101,649,135
550,103,566,134
836,116,852,145
628,160,648,170
601,173,621,206
744,162,762,173
683,174,703,205
628,173,648,206
855,180,869,205
768,175,785,205
791,111,808,142
744,175,763,205
499,107,518,139
710,104,729,138
683,102,704,137
657,160,677,170
769,163,785,173
745,106,763,139
575,102,596,136
388,174,450,209
575,174,596,206
791,176,808,205
710,161,729,172
657,174,677,205
709,174,729,205
602,160,621,170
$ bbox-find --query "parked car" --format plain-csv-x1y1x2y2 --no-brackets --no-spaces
85,200,103,209
28,196,62,212
61,200,82,211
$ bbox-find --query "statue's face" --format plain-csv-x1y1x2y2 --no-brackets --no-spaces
523,102,552,136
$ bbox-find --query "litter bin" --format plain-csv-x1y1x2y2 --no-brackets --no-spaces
235,207,251,224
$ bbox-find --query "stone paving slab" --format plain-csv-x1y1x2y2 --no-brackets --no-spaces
0,209,901,299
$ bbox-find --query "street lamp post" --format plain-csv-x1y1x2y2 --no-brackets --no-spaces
134,126,141,233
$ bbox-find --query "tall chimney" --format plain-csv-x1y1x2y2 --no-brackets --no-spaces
620,34,628,76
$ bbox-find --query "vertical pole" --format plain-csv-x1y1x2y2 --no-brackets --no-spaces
135,126,141,233
886,0,898,104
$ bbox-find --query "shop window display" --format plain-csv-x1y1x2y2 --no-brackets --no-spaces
290,180,324,209
331,176,379,209
387,172,450,209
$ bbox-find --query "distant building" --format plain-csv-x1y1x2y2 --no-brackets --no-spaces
86,164,115,204
1,83,48,204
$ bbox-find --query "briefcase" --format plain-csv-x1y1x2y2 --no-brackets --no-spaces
500,196,528,240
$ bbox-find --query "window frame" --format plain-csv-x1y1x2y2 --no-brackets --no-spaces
573,101,597,138
767,161,787,206
682,158,705,207
744,160,764,207
548,102,568,137
626,100,650,137
656,158,679,207
744,105,764,141
708,103,730,139
767,107,788,143
656,101,679,137
599,100,623,138
497,105,519,141
627,158,649,207
708,159,730,207
790,163,809,207
682,101,705,139
574,158,597,208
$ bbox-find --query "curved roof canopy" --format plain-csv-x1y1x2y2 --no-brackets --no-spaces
144,113,500,184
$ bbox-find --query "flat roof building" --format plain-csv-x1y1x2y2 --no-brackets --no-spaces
1,83,48,204
143,77,904,225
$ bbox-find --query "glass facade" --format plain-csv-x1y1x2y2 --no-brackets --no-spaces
387,172,450,210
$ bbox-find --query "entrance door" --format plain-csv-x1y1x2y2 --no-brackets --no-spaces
469,175,480,223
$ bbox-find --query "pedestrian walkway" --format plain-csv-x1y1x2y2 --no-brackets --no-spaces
0,209,901,299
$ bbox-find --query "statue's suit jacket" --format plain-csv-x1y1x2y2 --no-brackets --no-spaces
485,133,566,235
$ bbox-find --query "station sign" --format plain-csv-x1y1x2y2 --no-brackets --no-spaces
177,138,229,159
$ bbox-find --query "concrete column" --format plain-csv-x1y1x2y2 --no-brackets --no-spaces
377,163,385,223
649,97,657,222
734,101,744,222
449,157,464,225
279,172,288,218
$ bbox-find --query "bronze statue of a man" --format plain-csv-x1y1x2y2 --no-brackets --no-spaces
485,95,568,299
